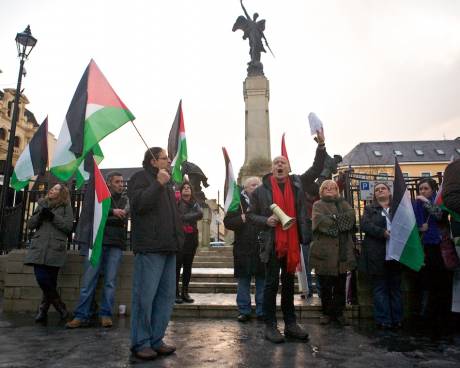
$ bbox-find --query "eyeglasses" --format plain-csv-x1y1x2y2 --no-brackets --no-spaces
157,156,169,160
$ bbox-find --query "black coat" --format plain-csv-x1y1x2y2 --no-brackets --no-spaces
224,197,265,278
443,159,460,216
178,199,203,254
359,203,400,276
103,191,129,249
128,166,184,254
247,146,326,263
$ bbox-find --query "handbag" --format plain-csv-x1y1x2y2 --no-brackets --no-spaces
439,233,460,270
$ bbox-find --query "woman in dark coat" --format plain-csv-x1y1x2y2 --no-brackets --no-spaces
224,177,265,322
176,182,203,303
360,182,402,329
24,183,73,323
413,178,452,328
310,179,356,326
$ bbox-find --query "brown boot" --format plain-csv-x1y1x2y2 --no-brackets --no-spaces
35,297,50,323
134,347,157,360
51,297,69,320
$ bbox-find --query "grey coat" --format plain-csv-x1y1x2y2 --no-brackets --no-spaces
24,199,74,268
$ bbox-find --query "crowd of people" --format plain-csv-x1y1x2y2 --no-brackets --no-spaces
21,134,460,360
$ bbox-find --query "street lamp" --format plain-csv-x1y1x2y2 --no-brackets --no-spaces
0,25,37,239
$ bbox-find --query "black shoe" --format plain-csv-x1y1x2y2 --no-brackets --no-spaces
264,324,285,343
237,314,251,323
256,315,265,322
335,316,349,326
284,323,309,340
35,297,50,323
181,286,194,303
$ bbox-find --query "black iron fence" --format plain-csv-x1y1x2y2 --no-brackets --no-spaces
0,172,443,254
341,171,443,241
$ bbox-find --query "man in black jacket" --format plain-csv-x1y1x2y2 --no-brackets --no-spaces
248,131,326,343
66,172,129,329
128,147,184,361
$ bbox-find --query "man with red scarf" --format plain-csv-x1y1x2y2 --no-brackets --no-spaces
248,131,326,343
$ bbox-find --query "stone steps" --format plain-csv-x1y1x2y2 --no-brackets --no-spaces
171,293,359,319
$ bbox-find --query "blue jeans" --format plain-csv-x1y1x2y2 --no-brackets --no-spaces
73,246,123,320
371,264,403,325
236,276,265,316
130,253,176,352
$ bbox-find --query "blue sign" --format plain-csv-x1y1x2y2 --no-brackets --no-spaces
360,181,370,191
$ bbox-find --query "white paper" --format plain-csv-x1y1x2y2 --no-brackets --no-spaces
308,112,323,136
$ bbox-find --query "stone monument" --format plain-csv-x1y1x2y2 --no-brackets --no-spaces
233,0,273,183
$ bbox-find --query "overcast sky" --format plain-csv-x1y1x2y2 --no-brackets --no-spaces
1,0,460,199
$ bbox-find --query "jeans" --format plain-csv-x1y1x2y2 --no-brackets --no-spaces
301,243,314,295
33,265,60,300
236,276,265,316
263,255,296,325
318,274,347,318
371,264,403,325
73,246,123,320
130,253,176,352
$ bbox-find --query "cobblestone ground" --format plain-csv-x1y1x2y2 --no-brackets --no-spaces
1,309,460,368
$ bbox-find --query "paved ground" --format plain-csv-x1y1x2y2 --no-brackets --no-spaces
1,308,460,368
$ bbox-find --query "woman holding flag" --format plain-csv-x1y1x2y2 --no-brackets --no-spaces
24,184,73,323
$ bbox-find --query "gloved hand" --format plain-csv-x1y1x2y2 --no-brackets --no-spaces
41,207,55,220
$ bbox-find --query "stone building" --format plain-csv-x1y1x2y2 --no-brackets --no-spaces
338,138,460,178
0,88,39,172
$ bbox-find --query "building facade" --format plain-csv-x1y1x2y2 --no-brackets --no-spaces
338,139,460,178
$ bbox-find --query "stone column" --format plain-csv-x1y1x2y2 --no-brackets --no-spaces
238,75,272,184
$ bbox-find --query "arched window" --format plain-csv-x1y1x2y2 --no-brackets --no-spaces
0,128,6,140
14,136,20,148
7,101,13,117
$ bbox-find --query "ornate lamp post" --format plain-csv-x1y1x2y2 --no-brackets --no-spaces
0,25,37,236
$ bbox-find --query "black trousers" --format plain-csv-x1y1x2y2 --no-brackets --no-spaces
176,250,197,288
318,273,347,318
33,264,60,300
263,255,296,325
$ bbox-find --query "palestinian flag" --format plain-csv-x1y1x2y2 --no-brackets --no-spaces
11,117,48,191
281,132,291,172
222,147,240,212
75,144,104,189
168,100,187,184
388,158,424,271
435,185,460,222
50,59,134,183
74,155,111,267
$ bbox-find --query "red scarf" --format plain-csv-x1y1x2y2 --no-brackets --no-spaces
270,176,300,273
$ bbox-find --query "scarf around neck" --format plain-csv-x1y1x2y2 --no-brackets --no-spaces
270,175,300,273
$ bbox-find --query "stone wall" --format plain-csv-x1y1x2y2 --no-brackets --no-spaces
3,249,134,313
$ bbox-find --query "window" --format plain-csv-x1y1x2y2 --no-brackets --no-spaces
14,136,20,148
435,149,445,155
373,150,382,157
415,149,424,156
377,173,388,180
402,172,409,178
394,150,403,156
0,128,5,140
421,172,431,177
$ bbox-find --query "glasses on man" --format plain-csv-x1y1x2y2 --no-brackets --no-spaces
157,156,169,160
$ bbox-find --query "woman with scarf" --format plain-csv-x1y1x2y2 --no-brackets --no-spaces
413,177,452,328
310,179,356,325
360,182,403,329
175,182,203,303
24,183,73,323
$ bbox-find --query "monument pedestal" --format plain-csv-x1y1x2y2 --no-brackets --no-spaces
238,75,272,184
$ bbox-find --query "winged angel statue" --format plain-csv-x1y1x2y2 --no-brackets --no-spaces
232,0,274,76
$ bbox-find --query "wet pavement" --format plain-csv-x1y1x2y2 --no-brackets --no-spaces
1,307,460,368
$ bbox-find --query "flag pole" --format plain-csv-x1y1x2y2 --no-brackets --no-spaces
130,121,154,158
